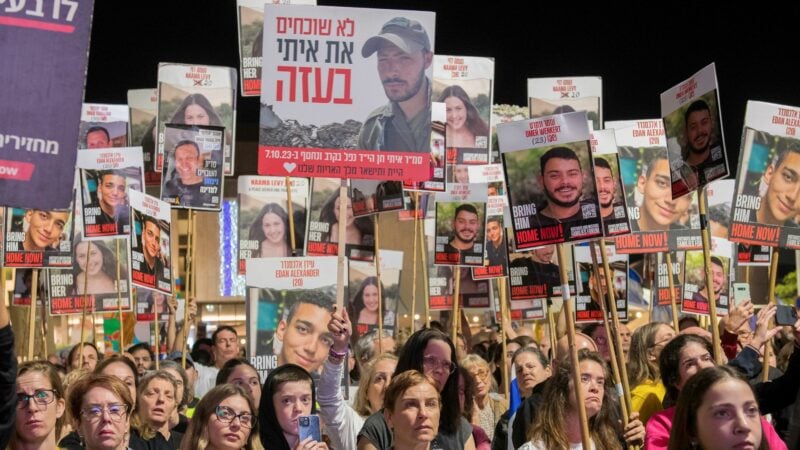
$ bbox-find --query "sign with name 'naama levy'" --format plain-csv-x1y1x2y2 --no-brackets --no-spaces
258,5,436,182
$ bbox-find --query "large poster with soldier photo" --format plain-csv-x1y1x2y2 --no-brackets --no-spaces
661,63,728,198
76,147,144,239
79,104,129,150
608,119,702,254
258,5,436,182
728,101,800,249
528,76,602,130
246,257,337,380
238,176,309,274
156,63,237,175
499,111,602,249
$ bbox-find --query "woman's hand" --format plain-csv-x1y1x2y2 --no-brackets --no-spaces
722,299,754,334
750,304,781,352
327,306,351,354
623,412,645,445
293,437,329,450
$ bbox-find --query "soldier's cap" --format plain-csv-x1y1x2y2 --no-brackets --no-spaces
362,17,431,57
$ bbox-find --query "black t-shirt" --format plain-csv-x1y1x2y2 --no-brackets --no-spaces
358,410,472,450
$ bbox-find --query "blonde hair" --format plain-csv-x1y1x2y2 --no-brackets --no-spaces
353,353,398,417
131,370,178,440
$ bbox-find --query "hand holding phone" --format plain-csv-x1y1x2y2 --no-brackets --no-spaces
298,415,321,443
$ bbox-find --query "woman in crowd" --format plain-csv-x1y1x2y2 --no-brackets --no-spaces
11,361,66,450
319,189,373,246
66,374,134,450
646,332,788,449
518,350,644,450
159,360,192,433
259,364,328,450
67,342,101,372
356,328,476,450
318,307,397,450
437,85,490,149
349,276,395,328
96,355,138,405
216,358,262,408
461,354,507,442
457,367,490,450
627,321,674,423
668,366,767,450
512,347,551,401
72,239,123,295
382,371,442,450
170,93,223,127
180,384,258,450
248,203,292,258
130,370,181,449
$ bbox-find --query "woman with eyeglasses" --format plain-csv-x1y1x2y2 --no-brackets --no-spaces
130,370,181,449
66,374,133,450
357,328,476,450
11,361,66,450
627,321,675,424
180,384,258,450
259,364,328,450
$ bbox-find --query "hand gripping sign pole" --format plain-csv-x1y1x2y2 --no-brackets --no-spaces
698,191,723,364
665,252,680,333
556,243,591,449
763,248,780,382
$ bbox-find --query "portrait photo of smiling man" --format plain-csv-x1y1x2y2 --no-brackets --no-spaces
435,201,486,267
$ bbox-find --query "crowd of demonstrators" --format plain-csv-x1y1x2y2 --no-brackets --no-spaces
12,288,800,450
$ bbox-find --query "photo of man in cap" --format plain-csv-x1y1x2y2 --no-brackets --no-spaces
359,17,433,153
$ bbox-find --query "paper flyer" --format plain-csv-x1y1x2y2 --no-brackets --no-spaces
591,129,631,236
128,89,161,186
76,147,144,239
728,101,800,249
135,286,184,322
246,256,338,379
654,251,684,307
156,63,237,175
661,63,728,198
528,76,602,130
681,236,734,316
4,207,72,268
258,5,436,181
306,178,374,260
236,0,318,97
160,124,225,210
79,103,129,149
573,243,628,323
129,191,172,294
0,0,94,210
608,119,702,253
350,179,405,217
499,111,602,249
433,55,494,181
347,250,403,338
433,184,487,267
398,191,431,221
238,176,309,274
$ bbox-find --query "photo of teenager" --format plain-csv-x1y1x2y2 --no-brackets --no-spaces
129,191,172,294
346,251,402,338
3,207,72,268
729,101,800,249
661,64,728,198
306,178,375,261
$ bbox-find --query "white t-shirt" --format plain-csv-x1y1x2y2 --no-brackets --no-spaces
193,363,219,398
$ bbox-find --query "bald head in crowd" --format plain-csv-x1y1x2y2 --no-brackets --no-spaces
555,332,598,361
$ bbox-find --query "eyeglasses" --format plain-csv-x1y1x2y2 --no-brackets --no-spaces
422,356,456,374
17,389,57,409
468,369,489,380
81,404,129,422
215,405,254,428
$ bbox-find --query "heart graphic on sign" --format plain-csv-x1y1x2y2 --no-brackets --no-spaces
284,162,297,173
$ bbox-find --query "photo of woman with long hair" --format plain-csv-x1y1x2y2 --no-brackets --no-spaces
248,202,293,257
437,85,489,149
71,237,127,295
